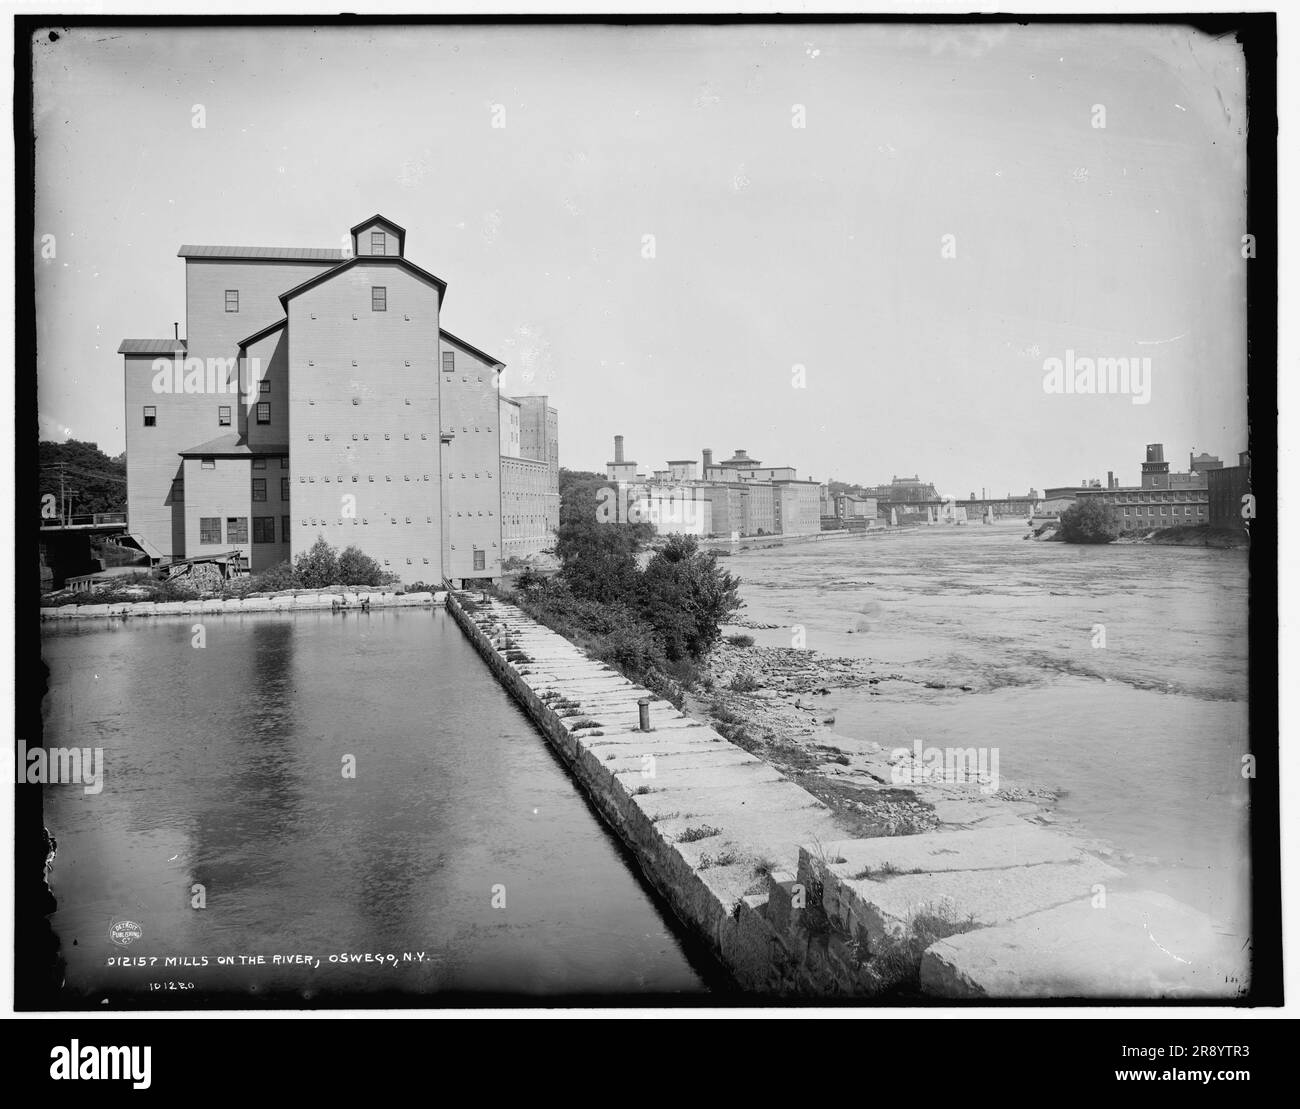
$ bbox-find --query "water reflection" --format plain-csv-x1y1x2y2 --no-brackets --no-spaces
42,610,710,1005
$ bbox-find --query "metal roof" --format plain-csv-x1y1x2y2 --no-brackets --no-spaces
177,245,347,261
118,339,187,354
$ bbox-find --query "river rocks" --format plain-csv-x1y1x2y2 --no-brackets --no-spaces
706,641,879,696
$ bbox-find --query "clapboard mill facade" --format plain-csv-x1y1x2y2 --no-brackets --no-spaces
119,215,549,586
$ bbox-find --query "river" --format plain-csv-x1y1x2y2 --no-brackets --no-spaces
720,524,1252,932
39,609,711,1005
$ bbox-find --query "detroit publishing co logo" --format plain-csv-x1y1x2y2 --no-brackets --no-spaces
109,920,143,947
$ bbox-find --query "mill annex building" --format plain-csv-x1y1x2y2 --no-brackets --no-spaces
118,215,558,585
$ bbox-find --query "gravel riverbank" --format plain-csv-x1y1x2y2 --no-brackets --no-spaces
684,636,1073,845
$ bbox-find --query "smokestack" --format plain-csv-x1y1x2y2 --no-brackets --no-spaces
174,322,179,340
614,435,624,464
702,448,713,471
1107,470,1114,489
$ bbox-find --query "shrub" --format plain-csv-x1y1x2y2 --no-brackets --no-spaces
254,561,299,592
729,672,762,693
1058,499,1117,544
336,545,388,587
290,537,399,588
639,534,741,661
726,633,755,647
295,535,339,588
515,566,548,593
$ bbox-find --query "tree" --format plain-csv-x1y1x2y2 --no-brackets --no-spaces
38,439,127,515
294,535,339,587
553,468,653,604
336,544,387,586
639,534,742,660
1058,498,1117,544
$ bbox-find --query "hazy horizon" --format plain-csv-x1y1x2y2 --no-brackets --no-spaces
33,22,1250,497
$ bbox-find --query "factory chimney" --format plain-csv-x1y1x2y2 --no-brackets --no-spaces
614,435,625,464
702,448,713,472
1107,470,1115,489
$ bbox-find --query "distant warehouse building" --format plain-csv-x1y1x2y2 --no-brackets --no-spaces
499,394,560,560
603,439,820,538
119,214,555,585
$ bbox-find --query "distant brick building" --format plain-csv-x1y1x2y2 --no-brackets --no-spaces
119,214,554,585
1207,451,1252,529
1069,443,1231,534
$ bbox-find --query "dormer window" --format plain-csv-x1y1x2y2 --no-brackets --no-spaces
371,231,385,253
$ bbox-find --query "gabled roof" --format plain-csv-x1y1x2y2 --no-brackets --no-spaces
440,328,504,368
179,434,289,458
278,255,447,309
237,318,287,349
349,214,407,251
118,339,187,354
178,245,347,262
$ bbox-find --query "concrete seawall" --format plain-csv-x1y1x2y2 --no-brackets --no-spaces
449,593,1251,1000
40,590,446,620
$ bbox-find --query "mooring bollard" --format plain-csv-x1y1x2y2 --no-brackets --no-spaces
638,697,651,732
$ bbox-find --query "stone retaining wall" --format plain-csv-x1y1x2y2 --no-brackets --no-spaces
447,592,856,994
41,591,447,619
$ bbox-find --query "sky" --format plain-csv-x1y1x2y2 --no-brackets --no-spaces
32,21,1250,497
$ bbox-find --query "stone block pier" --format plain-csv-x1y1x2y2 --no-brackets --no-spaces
40,590,445,619
451,593,1250,1000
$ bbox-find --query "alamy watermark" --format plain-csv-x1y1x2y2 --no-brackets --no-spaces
150,354,261,395
1042,350,1151,405
890,740,1000,795
595,485,708,529
11,740,103,794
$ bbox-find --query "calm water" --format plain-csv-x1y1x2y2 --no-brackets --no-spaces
40,610,709,1005
724,525,1252,930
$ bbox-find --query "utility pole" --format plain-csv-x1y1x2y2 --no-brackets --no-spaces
57,463,66,526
